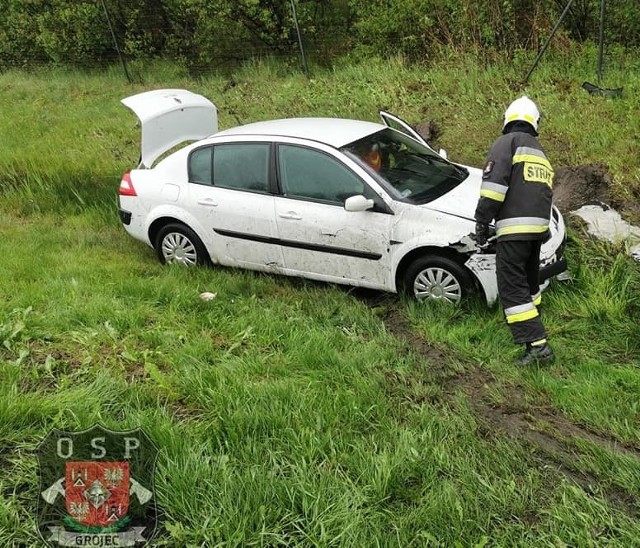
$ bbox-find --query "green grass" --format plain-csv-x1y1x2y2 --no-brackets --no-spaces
1,48,639,546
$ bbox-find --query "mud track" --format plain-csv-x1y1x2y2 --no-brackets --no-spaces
360,293,640,520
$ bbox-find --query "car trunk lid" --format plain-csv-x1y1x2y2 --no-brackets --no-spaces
121,89,218,168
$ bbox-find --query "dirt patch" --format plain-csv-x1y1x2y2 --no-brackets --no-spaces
378,303,451,368
413,120,443,146
371,301,640,519
514,161,640,226
552,164,616,214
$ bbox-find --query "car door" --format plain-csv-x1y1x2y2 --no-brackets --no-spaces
274,143,393,289
186,142,284,269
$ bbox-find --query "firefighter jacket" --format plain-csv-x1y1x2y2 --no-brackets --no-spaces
474,123,553,241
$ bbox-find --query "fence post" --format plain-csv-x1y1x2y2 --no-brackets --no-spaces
100,0,132,84
597,0,605,83
289,0,310,79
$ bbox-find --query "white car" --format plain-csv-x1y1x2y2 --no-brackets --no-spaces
118,89,567,304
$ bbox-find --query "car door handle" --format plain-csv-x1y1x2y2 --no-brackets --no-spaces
278,212,301,220
197,198,218,207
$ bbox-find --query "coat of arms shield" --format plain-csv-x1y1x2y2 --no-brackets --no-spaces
37,425,158,546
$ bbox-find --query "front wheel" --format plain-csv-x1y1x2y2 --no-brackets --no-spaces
402,255,473,304
154,223,210,266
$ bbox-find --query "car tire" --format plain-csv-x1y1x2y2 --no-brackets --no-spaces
402,255,473,304
154,223,210,267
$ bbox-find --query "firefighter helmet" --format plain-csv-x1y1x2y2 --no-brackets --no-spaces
503,96,540,131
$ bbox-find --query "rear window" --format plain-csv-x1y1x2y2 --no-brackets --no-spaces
188,143,270,192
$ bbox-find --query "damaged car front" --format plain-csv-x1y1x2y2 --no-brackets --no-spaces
342,121,568,305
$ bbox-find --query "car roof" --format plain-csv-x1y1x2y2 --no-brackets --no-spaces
214,118,385,148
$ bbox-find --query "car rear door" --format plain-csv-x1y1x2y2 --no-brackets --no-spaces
185,142,284,270
273,143,394,289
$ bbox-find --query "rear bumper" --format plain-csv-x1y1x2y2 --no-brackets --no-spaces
119,208,132,225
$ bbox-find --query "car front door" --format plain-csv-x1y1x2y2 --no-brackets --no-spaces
274,143,393,289
186,142,284,270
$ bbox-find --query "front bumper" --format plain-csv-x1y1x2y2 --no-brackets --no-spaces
539,256,568,283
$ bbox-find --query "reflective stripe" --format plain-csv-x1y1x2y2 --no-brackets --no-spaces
506,113,537,126
514,147,548,161
496,217,549,237
506,308,539,324
505,302,536,315
513,153,552,172
497,225,549,237
512,147,553,167
480,189,506,202
531,291,542,306
505,302,539,324
497,217,549,228
480,181,508,202
531,338,547,346
481,181,508,195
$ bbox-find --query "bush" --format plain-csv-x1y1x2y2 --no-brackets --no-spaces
0,0,638,71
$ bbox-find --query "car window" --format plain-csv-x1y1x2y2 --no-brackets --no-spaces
188,146,213,185
278,145,366,204
341,129,468,205
213,143,270,192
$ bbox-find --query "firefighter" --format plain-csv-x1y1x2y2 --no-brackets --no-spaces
474,96,554,365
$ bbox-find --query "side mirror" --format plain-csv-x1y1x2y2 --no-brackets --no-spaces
344,195,374,212
438,148,448,160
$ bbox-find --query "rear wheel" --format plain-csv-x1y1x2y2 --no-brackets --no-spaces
403,255,473,304
154,223,210,266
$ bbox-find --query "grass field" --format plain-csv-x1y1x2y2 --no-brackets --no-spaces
1,48,639,546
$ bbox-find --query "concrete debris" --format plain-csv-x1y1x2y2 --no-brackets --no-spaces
571,205,640,262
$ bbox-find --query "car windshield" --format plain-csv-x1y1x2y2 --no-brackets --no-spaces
341,129,468,204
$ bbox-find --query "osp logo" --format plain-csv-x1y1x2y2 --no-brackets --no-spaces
37,425,158,547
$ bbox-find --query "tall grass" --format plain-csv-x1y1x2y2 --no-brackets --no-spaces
2,46,639,219
1,48,639,546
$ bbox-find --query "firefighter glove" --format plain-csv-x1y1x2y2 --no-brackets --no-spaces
475,222,490,247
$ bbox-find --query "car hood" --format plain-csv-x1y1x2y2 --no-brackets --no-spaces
419,165,483,221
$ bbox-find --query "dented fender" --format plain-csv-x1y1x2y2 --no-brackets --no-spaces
465,253,498,305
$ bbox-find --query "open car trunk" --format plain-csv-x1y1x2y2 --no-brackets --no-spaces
121,89,218,168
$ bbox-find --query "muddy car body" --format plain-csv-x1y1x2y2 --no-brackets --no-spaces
118,89,567,304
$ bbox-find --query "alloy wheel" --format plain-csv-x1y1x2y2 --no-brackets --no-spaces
161,232,198,266
413,266,463,304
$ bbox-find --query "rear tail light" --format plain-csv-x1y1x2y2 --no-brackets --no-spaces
119,171,137,196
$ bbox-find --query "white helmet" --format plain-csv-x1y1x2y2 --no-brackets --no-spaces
503,95,540,131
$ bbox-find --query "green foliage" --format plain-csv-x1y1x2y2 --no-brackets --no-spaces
1,57,640,545
347,0,640,59
1,0,639,71
36,2,111,65
0,0,48,66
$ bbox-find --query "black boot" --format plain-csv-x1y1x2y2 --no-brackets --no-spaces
519,342,554,365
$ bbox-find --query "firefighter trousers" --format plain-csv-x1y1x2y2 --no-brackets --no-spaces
496,240,547,344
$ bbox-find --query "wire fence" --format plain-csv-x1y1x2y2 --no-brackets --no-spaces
0,0,636,82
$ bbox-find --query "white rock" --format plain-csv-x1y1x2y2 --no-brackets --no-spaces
572,205,640,262
199,292,217,301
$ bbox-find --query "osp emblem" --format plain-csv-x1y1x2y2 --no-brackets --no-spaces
37,425,158,547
